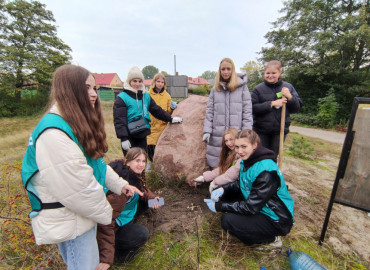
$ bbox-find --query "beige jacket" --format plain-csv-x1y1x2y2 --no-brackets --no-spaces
31,105,128,245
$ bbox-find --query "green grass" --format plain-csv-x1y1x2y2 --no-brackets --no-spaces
0,101,368,269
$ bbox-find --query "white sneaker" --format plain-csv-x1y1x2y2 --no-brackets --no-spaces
254,236,282,251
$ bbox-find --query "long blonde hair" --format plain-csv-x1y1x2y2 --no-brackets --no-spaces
150,73,167,90
218,128,238,174
214,58,239,91
50,64,108,159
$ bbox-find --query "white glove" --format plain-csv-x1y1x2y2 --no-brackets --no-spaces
121,140,131,151
209,182,218,194
193,175,204,183
171,117,182,123
202,133,210,143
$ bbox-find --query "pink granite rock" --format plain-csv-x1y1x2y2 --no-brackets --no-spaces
153,95,210,187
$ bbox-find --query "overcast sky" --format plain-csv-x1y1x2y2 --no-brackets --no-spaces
39,0,284,81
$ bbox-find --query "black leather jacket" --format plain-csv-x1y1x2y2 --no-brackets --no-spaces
215,171,293,223
214,145,293,225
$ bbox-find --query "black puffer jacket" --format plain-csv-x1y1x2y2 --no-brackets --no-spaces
113,89,172,141
215,145,293,225
251,80,302,135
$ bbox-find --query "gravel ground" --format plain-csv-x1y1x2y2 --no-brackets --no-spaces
290,126,346,144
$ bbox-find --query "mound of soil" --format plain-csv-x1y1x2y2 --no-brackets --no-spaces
137,184,212,239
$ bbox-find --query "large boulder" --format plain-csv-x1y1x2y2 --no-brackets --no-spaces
153,95,210,187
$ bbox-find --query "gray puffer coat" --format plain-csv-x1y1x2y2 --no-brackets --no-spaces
203,74,253,168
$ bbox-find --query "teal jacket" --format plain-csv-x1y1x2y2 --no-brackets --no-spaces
21,113,107,218
239,159,294,221
117,91,151,128
215,145,294,223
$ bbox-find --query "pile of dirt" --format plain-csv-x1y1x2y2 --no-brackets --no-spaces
137,184,212,239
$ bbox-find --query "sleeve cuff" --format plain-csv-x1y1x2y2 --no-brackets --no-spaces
215,202,222,212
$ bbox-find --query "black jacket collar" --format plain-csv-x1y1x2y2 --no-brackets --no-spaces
123,89,143,99
264,79,283,88
242,144,276,171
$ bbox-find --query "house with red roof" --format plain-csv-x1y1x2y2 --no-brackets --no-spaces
92,73,123,89
187,77,210,89
144,79,153,89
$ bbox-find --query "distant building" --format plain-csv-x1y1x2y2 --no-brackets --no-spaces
92,73,123,89
143,77,209,91
144,79,153,90
92,73,123,101
187,77,209,90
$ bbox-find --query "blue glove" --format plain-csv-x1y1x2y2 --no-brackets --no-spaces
170,101,177,110
204,199,216,213
211,188,224,202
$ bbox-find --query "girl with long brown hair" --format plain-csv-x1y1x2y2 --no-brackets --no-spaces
97,147,161,269
22,64,142,269
194,128,241,193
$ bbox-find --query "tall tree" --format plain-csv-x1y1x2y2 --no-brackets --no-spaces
198,70,217,81
142,65,159,79
0,0,72,100
240,60,264,89
161,70,170,76
261,0,369,70
260,0,370,121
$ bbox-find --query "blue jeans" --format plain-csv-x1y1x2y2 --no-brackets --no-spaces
58,226,99,270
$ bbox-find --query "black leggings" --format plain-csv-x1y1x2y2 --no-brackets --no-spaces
122,137,147,156
147,145,155,162
258,133,287,159
115,223,149,263
221,212,292,246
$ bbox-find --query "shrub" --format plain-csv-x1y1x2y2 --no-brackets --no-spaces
192,87,208,96
288,136,315,160
290,113,319,126
0,90,48,117
316,88,339,128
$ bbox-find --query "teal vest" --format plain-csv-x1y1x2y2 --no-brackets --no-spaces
21,113,107,218
117,91,151,128
115,193,139,227
239,159,294,221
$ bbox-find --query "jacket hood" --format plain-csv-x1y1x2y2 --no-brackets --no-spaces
242,144,276,171
237,73,248,87
219,73,248,91
123,81,146,94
